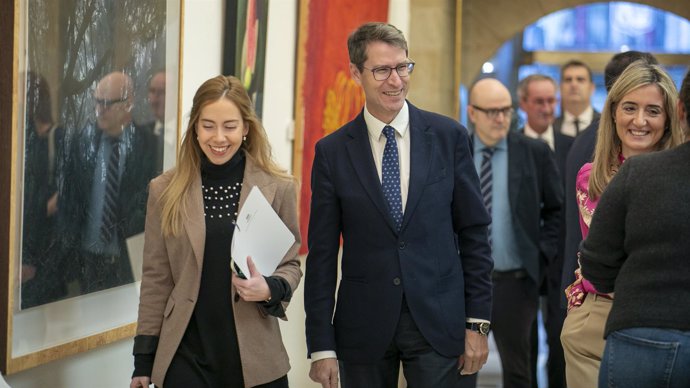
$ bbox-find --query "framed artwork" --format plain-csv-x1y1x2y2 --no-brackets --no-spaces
292,0,389,253
0,0,183,374
223,0,269,117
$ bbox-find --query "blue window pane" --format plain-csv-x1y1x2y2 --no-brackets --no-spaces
523,2,690,53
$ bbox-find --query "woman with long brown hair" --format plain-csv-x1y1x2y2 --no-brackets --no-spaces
131,75,301,388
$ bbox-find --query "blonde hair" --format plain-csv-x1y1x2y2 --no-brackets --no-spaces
160,75,291,236
589,61,684,199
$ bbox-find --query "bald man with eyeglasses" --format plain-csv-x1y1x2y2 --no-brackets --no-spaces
58,71,157,295
468,78,563,388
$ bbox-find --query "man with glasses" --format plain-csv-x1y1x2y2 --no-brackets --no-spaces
469,78,562,388
305,22,494,388
59,71,155,294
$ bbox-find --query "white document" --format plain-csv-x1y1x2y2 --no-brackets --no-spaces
126,232,145,283
231,186,295,279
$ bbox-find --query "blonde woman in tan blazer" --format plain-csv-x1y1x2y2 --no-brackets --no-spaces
130,75,301,388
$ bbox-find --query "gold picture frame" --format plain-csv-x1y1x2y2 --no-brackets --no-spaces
0,0,184,374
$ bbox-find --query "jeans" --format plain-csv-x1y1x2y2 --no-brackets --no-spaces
599,327,690,388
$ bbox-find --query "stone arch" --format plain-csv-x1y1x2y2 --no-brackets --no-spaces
460,0,690,85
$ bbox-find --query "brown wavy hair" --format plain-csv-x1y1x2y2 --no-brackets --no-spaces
160,75,291,236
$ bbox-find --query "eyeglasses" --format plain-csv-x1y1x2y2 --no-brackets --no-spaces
472,105,513,119
362,62,415,81
95,96,128,108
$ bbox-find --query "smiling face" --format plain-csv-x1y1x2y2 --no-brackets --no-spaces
196,98,249,165
615,83,667,158
350,41,409,123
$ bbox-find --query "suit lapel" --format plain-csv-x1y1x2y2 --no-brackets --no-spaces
402,105,432,231
345,113,399,233
507,133,524,210
184,172,206,269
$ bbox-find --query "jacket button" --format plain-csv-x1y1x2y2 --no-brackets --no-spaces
393,277,401,286
399,241,406,249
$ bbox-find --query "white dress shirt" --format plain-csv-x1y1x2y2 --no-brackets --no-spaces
560,106,595,137
524,124,555,151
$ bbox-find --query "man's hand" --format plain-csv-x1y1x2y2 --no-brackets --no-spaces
458,329,489,375
309,358,339,388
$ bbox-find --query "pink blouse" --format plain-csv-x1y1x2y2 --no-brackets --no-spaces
566,155,625,309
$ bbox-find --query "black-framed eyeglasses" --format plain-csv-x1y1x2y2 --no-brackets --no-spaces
472,105,513,119
95,96,129,108
362,61,415,81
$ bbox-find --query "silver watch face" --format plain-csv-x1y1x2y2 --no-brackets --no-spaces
478,322,490,335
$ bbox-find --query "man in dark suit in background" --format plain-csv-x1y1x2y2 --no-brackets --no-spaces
469,78,562,388
59,71,155,294
305,22,493,388
140,70,166,175
553,60,600,138
560,51,659,304
517,74,572,388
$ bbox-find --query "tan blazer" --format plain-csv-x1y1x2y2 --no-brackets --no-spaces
135,155,302,387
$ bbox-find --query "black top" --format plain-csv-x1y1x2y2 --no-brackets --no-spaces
133,151,291,382
170,151,246,386
581,141,690,337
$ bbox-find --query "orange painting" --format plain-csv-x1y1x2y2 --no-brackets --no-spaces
294,0,389,254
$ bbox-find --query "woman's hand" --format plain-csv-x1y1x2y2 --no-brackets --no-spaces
130,376,151,388
232,256,271,302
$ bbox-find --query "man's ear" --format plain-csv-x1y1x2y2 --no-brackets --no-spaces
349,63,362,86
467,105,476,124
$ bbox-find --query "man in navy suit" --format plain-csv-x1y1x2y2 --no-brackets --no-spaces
469,78,563,388
305,22,493,388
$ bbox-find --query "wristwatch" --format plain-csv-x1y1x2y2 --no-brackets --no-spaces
466,322,490,336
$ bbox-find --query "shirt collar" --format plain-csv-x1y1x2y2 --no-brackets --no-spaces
563,105,594,123
364,101,409,140
523,123,554,139
473,133,507,154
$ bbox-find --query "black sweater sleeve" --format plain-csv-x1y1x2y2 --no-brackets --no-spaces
132,335,159,378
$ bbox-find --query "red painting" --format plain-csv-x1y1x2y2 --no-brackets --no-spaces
294,0,389,254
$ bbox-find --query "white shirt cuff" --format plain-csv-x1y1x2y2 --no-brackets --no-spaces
466,317,490,324
310,350,337,362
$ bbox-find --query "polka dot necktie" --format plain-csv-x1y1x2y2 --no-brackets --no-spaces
381,125,403,231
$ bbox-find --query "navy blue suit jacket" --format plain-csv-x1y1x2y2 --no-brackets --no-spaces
304,103,493,362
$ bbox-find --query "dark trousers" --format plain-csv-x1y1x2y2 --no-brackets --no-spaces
530,277,567,388
339,298,477,388
491,270,539,388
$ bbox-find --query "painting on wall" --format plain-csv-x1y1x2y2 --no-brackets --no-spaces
223,0,269,117
0,0,183,374
293,0,389,253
